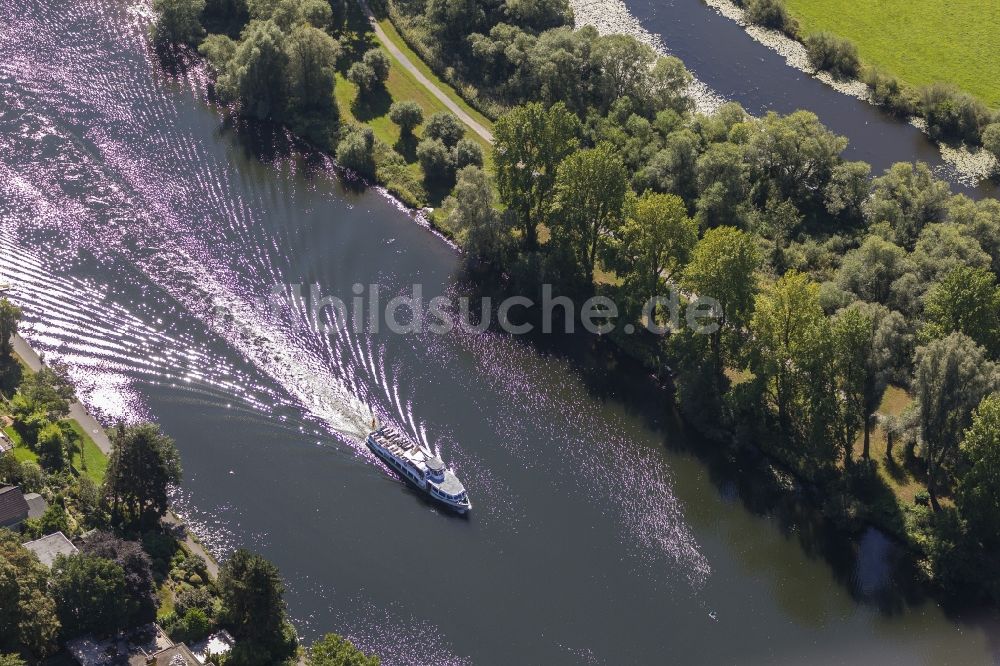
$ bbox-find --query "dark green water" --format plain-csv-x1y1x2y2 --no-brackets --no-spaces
0,0,997,662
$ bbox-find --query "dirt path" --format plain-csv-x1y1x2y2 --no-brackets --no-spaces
10,332,220,578
358,0,494,143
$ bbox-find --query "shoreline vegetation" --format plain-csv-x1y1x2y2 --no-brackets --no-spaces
694,0,1000,185
153,0,1000,616
1,312,380,663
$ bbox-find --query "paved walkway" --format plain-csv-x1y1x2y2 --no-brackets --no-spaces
10,332,220,578
358,0,494,143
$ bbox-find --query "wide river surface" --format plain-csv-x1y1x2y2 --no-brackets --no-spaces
0,0,998,663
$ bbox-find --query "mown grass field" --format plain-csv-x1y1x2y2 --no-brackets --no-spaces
783,0,1000,107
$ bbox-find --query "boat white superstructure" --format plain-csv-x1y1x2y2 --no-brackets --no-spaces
366,425,471,513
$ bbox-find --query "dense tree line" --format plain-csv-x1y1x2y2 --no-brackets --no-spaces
150,0,1000,604
441,81,999,603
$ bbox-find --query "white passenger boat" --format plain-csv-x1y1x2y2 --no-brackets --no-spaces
366,425,471,514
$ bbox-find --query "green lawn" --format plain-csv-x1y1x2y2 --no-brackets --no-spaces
4,425,38,464
66,419,107,484
783,0,1000,107
374,17,494,137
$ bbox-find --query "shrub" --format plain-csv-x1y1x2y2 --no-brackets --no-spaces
745,0,797,36
864,67,915,117
417,137,454,182
982,123,1000,165
424,112,465,147
453,138,484,169
176,586,216,617
346,62,376,95
804,32,860,80
361,48,390,82
336,127,376,178
919,83,992,144
388,100,423,135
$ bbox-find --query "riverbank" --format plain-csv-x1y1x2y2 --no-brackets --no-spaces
693,0,999,186
9,332,219,579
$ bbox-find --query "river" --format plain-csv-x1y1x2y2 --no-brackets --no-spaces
0,0,997,663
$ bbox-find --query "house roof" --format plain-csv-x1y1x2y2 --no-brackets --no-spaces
0,485,29,528
0,429,12,453
139,643,201,666
23,531,79,568
24,492,47,519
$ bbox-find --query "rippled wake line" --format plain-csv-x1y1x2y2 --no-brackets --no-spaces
0,0,381,444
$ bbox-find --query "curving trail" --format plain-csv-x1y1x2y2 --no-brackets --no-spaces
357,0,494,143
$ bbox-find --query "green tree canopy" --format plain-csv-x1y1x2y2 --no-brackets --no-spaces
51,554,128,638
922,265,1000,358
152,0,206,45
219,549,295,660
608,191,697,315
551,144,629,287
493,102,579,249
388,101,423,135
309,633,381,666
0,530,59,658
681,226,761,387
0,298,22,361
957,393,1000,544
914,333,999,509
103,423,182,529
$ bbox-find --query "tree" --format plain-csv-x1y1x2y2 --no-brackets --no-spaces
336,127,376,178
503,0,572,33
744,110,847,210
453,138,484,169
957,393,1000,544
211,20,289,120
0,531,59,657
681,226,761,392
922,266,1000,357
416,138,454,183
0,655,26,666
285,24,340,118
388,101,423,135
835,234,912,305
362,49,390,83
80,533,157,628
50,554,128,638
493,102,580,249
270,0,333,30
608,192,697,315
824,161,871,221
914,333,998,510
424,112,464,148
864,162,950,249
349,49,389,96
103,423,182,529
832,301,899,460
983,123,1000,167
36,422,67,471
551,144,629,286
309,633,381,666
0,298,21,361
751,270,839,463
592,34,656,105
219,549,295,660
443,167,509,266
346,62,377,96
152,0,206,45
694,142,750,229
